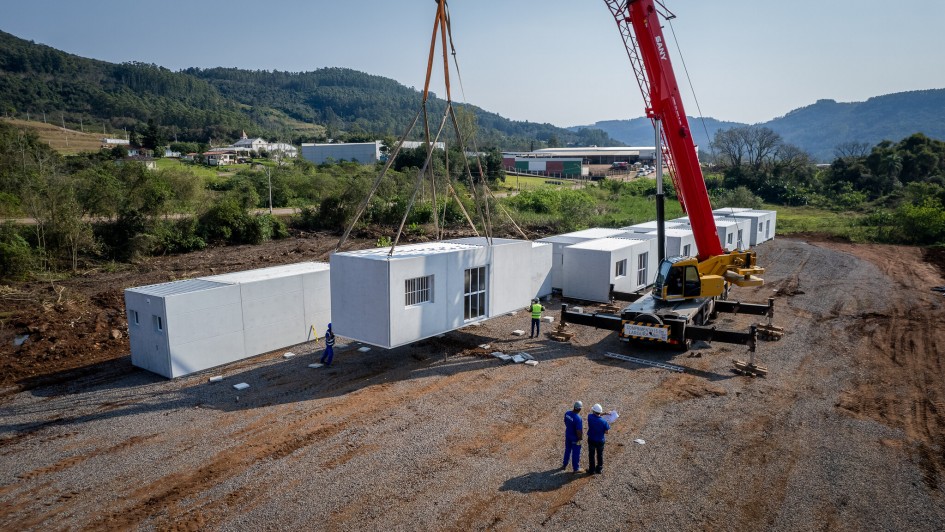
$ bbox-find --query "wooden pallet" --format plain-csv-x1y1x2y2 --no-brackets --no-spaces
550,332,574,342
757,324,785,341
733,359,768,377
599,304,622,314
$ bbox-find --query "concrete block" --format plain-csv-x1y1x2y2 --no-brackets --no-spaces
208,375,224,383
524,360,539,366
542,316,554,323
233,383,250,390
283,352,296,358
308,363,324,368
358,346,371,352
511,330,525,336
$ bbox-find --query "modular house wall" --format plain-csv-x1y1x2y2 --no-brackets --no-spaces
126,263,331,379
537,228,629,290
647,228,696,258
531,242,553,298
125,279,246,379
329,253,392,348
206,263,331,357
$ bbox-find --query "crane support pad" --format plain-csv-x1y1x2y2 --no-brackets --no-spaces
561,309,623,331
714,300,771,316
685,325,754,345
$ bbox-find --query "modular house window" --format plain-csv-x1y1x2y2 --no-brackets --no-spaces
737,229,743,247
727,233,734,245
133,310,139,325
154,315,163,333
682,244,691,257
464,266,487,320
637,252,649,286
405,275,433,306
615,259,627,278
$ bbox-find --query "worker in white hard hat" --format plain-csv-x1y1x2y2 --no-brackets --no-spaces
561,401,584,472
586,403,610,475
529,298,545,338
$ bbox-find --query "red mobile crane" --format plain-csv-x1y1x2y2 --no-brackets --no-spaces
561,1,777,363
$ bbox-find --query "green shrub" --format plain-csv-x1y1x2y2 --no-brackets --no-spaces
0,223,35,280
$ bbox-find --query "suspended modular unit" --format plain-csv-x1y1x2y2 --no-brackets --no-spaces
562,237,655,303
330,239,536,349
537,228,631,290
124,262,331,379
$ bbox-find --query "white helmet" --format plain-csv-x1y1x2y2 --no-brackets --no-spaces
592,403,603,414
573,401,583,410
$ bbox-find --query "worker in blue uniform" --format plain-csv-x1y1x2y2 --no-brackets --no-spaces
586,403,610,475
320,323,335,366
561,401,584,472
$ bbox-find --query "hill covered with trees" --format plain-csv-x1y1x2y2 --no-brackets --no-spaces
0,30,617,150
574,89,945,161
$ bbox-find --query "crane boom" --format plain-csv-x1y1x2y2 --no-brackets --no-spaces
604,0,723,260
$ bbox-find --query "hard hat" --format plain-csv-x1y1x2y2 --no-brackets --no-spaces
573,401,583,410
592,403,603,414
533,298,539,303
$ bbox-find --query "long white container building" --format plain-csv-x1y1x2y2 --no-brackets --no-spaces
330,238,544,349
125,262,331,379
537,228,630,290
671,215,752,251
562,237,656,302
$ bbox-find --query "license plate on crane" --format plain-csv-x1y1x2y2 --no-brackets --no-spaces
622,321,670,342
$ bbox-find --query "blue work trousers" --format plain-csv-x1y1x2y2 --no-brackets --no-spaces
588,440,605,473
320,345,334,365
531,318,541,337
562,439,581,471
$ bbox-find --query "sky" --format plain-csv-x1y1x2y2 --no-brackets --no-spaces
3,0,945,128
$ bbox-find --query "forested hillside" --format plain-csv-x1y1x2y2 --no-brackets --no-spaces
573,89,945,161
0,30,617,149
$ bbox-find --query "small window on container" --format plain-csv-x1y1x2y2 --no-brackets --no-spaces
133,310,139,325
154,315,163,332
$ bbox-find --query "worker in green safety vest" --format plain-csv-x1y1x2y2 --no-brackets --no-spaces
529,298,545,338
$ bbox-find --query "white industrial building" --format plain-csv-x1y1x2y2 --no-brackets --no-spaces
562,237,656,302
124,262,331,379
301,141,382,165
329,238,548,349
537,228,631,290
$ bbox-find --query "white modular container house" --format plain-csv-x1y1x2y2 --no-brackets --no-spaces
537,228,630,290
645,227,697,258
562,237,655,303
725,210,777,246
330,239,536,349
125,262,331,379
713,207,753,216
716,216,752,250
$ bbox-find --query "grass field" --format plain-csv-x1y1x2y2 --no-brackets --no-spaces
154,157,236,180
4,118,105,154
496,174,581,191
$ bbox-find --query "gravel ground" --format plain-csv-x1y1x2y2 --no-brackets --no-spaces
0,237,943,530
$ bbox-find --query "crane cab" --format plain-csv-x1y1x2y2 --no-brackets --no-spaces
652,256,725,301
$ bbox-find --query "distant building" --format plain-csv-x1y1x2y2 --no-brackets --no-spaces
301,141,382,165
398,140,446,150
205,150,235,166
101,137,130,147
501,146,663,178
229,131,298,158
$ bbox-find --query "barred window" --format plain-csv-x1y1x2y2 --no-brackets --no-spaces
405,275,433,306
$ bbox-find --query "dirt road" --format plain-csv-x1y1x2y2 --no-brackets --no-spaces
0,237,943,530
